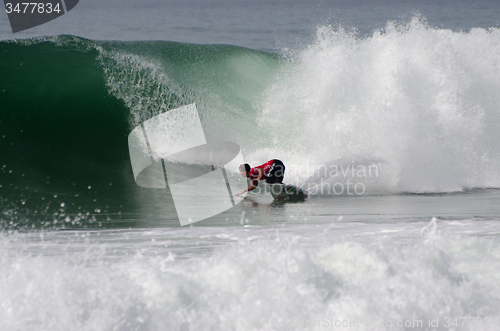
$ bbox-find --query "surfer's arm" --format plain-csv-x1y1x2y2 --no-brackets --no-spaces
255,168,264,180
235,185,256,196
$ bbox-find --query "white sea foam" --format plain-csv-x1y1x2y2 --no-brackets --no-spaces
258,18,500,193
2,220,500,330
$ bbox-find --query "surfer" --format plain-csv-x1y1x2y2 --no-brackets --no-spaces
235,159,285,196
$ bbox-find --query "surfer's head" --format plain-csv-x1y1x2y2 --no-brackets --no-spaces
239,163,250,177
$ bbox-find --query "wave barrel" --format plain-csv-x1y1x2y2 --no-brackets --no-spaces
128,104,246,226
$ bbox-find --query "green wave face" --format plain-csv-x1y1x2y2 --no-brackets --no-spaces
4,23,500,231
0,36,280,230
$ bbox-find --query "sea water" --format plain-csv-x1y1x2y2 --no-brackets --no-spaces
2,0,500,330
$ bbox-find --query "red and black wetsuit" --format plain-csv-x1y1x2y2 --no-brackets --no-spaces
248,159,285,186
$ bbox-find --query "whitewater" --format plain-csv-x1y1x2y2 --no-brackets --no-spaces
2,2,500,330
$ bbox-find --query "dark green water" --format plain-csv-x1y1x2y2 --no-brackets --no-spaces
0,36,280,230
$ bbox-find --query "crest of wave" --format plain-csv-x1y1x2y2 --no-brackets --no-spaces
258,17,500,193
